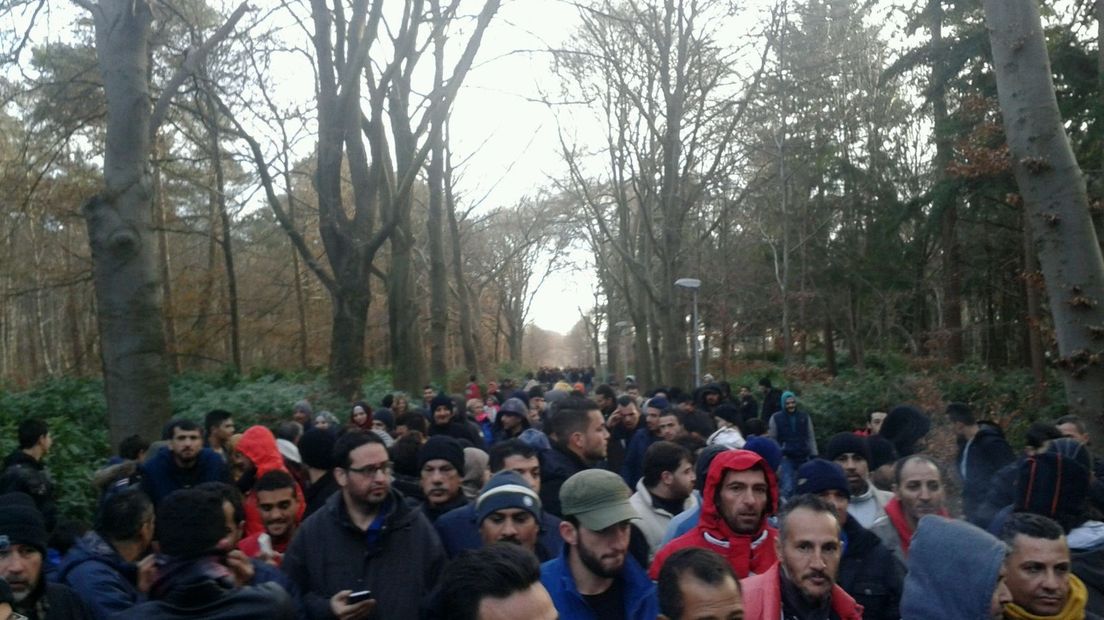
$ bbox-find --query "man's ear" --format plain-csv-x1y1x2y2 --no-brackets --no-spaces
660,470,674,487
559,520,578,546
334,468,348,488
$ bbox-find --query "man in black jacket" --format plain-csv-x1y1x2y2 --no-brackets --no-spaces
0,419,56,532
282,430,445,619
948,402,1015,525
539,395,610,517
795,459,904,620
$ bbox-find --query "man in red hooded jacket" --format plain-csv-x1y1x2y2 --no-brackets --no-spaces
235,426,306,538
650,449,779,580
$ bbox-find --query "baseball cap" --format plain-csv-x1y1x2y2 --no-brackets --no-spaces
560,469,639,531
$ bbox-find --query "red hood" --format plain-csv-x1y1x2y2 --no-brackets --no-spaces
237,426,287,478
699,449,778,539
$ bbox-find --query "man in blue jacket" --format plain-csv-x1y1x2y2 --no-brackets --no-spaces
58,487,155,618
540,469,658,620
140,419,229,506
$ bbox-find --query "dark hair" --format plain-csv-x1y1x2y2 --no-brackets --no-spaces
156,488,226,558
17,418,48,449
195,481,244,524
777,493,839,541
946,402,974,426
397,412,428,435
547,395,600,445
275,421,303,443
758,377,772,388
489,439,538,472
528,385,545,399
204,409,233,434
1001,512,1065,544
643,441,692,488
389,434,423,478
332,430,385,470
594,384,616,401
893,454,942,486
432,544,542,620
743,418,768,437
657,548,739,620
254,470,296,495
167,418,201,438
1025,422,1064,450
97,487,153,542
617,395,634,407
381,394,394,408
118,434,149,460
1056,415,1087,435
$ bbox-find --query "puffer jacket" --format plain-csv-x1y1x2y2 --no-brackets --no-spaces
235,426,305,538
57,531,143,618
649,449,779,579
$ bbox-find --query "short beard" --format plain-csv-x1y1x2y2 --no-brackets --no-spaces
575,540,623,579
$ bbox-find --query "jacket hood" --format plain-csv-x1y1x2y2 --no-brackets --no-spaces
902,515,1006,619
57,530,133,582
699,449,778,539
236,426,286,478
780,390,796,411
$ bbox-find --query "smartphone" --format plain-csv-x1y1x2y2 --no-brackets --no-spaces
258,533,273,557
347,590,373,604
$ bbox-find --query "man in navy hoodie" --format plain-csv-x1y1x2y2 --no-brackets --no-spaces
141,419,229,506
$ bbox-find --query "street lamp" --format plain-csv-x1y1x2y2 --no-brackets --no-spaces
675,278,702,388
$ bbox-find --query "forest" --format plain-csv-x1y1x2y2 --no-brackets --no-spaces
1,0,1103,448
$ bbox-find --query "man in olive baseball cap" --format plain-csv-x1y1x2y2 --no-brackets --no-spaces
539,470,658,618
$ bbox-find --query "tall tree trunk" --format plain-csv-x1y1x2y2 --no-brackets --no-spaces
83,0,172,448
152,139,179,373
389,215,426,392
1023,212,1047,389
982,0,1104,436
425,1,449,381
931,0,964,363
445,163,478,374
202,87,241,372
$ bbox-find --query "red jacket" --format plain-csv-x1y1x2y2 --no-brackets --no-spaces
236,426,306,538
740,562,863,620
650,450,779,579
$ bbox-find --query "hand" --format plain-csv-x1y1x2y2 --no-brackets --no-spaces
136,555,157,593
330,590,376,620
261,550,283,566
607,411,622,428
225,550,255,587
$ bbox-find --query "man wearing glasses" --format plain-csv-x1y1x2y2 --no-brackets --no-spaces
283,431,446,620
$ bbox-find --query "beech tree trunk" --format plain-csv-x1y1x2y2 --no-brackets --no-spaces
426,0,449,381
982,0,1104,436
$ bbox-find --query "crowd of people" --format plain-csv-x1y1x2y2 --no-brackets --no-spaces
1,371,1104,619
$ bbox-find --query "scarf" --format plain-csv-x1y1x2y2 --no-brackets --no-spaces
149,554,236,601
780,565,831,620
1003,574,1089,620
883,497,948,558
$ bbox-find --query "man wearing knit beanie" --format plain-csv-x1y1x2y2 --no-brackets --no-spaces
297,428,340,518
427,392,484,446
796,460,904,620
0,496,91,618
476,471,545,555
418,436,469,523
825,432,893,528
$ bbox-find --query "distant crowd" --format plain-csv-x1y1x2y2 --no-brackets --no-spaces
1,369,1102,619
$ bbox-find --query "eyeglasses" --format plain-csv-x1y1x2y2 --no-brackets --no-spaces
345,462,392,478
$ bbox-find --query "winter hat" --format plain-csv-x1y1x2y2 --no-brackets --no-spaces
646,396,670,411
373,408,395,432
418,436,466,475
463,447,490,502
518,428,551,451
795,459,851,498
866,435,898,470
276,438,302,465
880,405,931,457
298,428,336,470
779,390,796,411
476,471,542,524
429,393,455,414
0,493,47,555
824,432,871,463
499,398,529,418
743,436,783,472
509,390,530,408
293,400,314,417
1016,452,1090,525
713,403,741,425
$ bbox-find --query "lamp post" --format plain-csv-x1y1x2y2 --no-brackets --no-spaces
675,278,702,388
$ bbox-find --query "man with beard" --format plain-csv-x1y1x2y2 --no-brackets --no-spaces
796,459,904,620
238,471,301,566
0,495,91,619
140,419,229,506
621,397,668,488
540,395,610,517
540,470,658,619
1001,513,1101,620
870,455,949,564
605,396,641,476
767,391,818,499
58,487,156,618
475,472,547,557
825,432,893,528
282,431,445,619
628,441,698,558
650,449,779,580
740,494,863,620
417,436,469,523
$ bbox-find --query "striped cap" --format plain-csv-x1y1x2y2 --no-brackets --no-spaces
476,471,541,524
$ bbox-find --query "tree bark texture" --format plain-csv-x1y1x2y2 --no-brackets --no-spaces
982,0,1104,434
426,0,449,381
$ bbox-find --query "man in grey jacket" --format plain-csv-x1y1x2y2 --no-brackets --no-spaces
282,431,445,619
